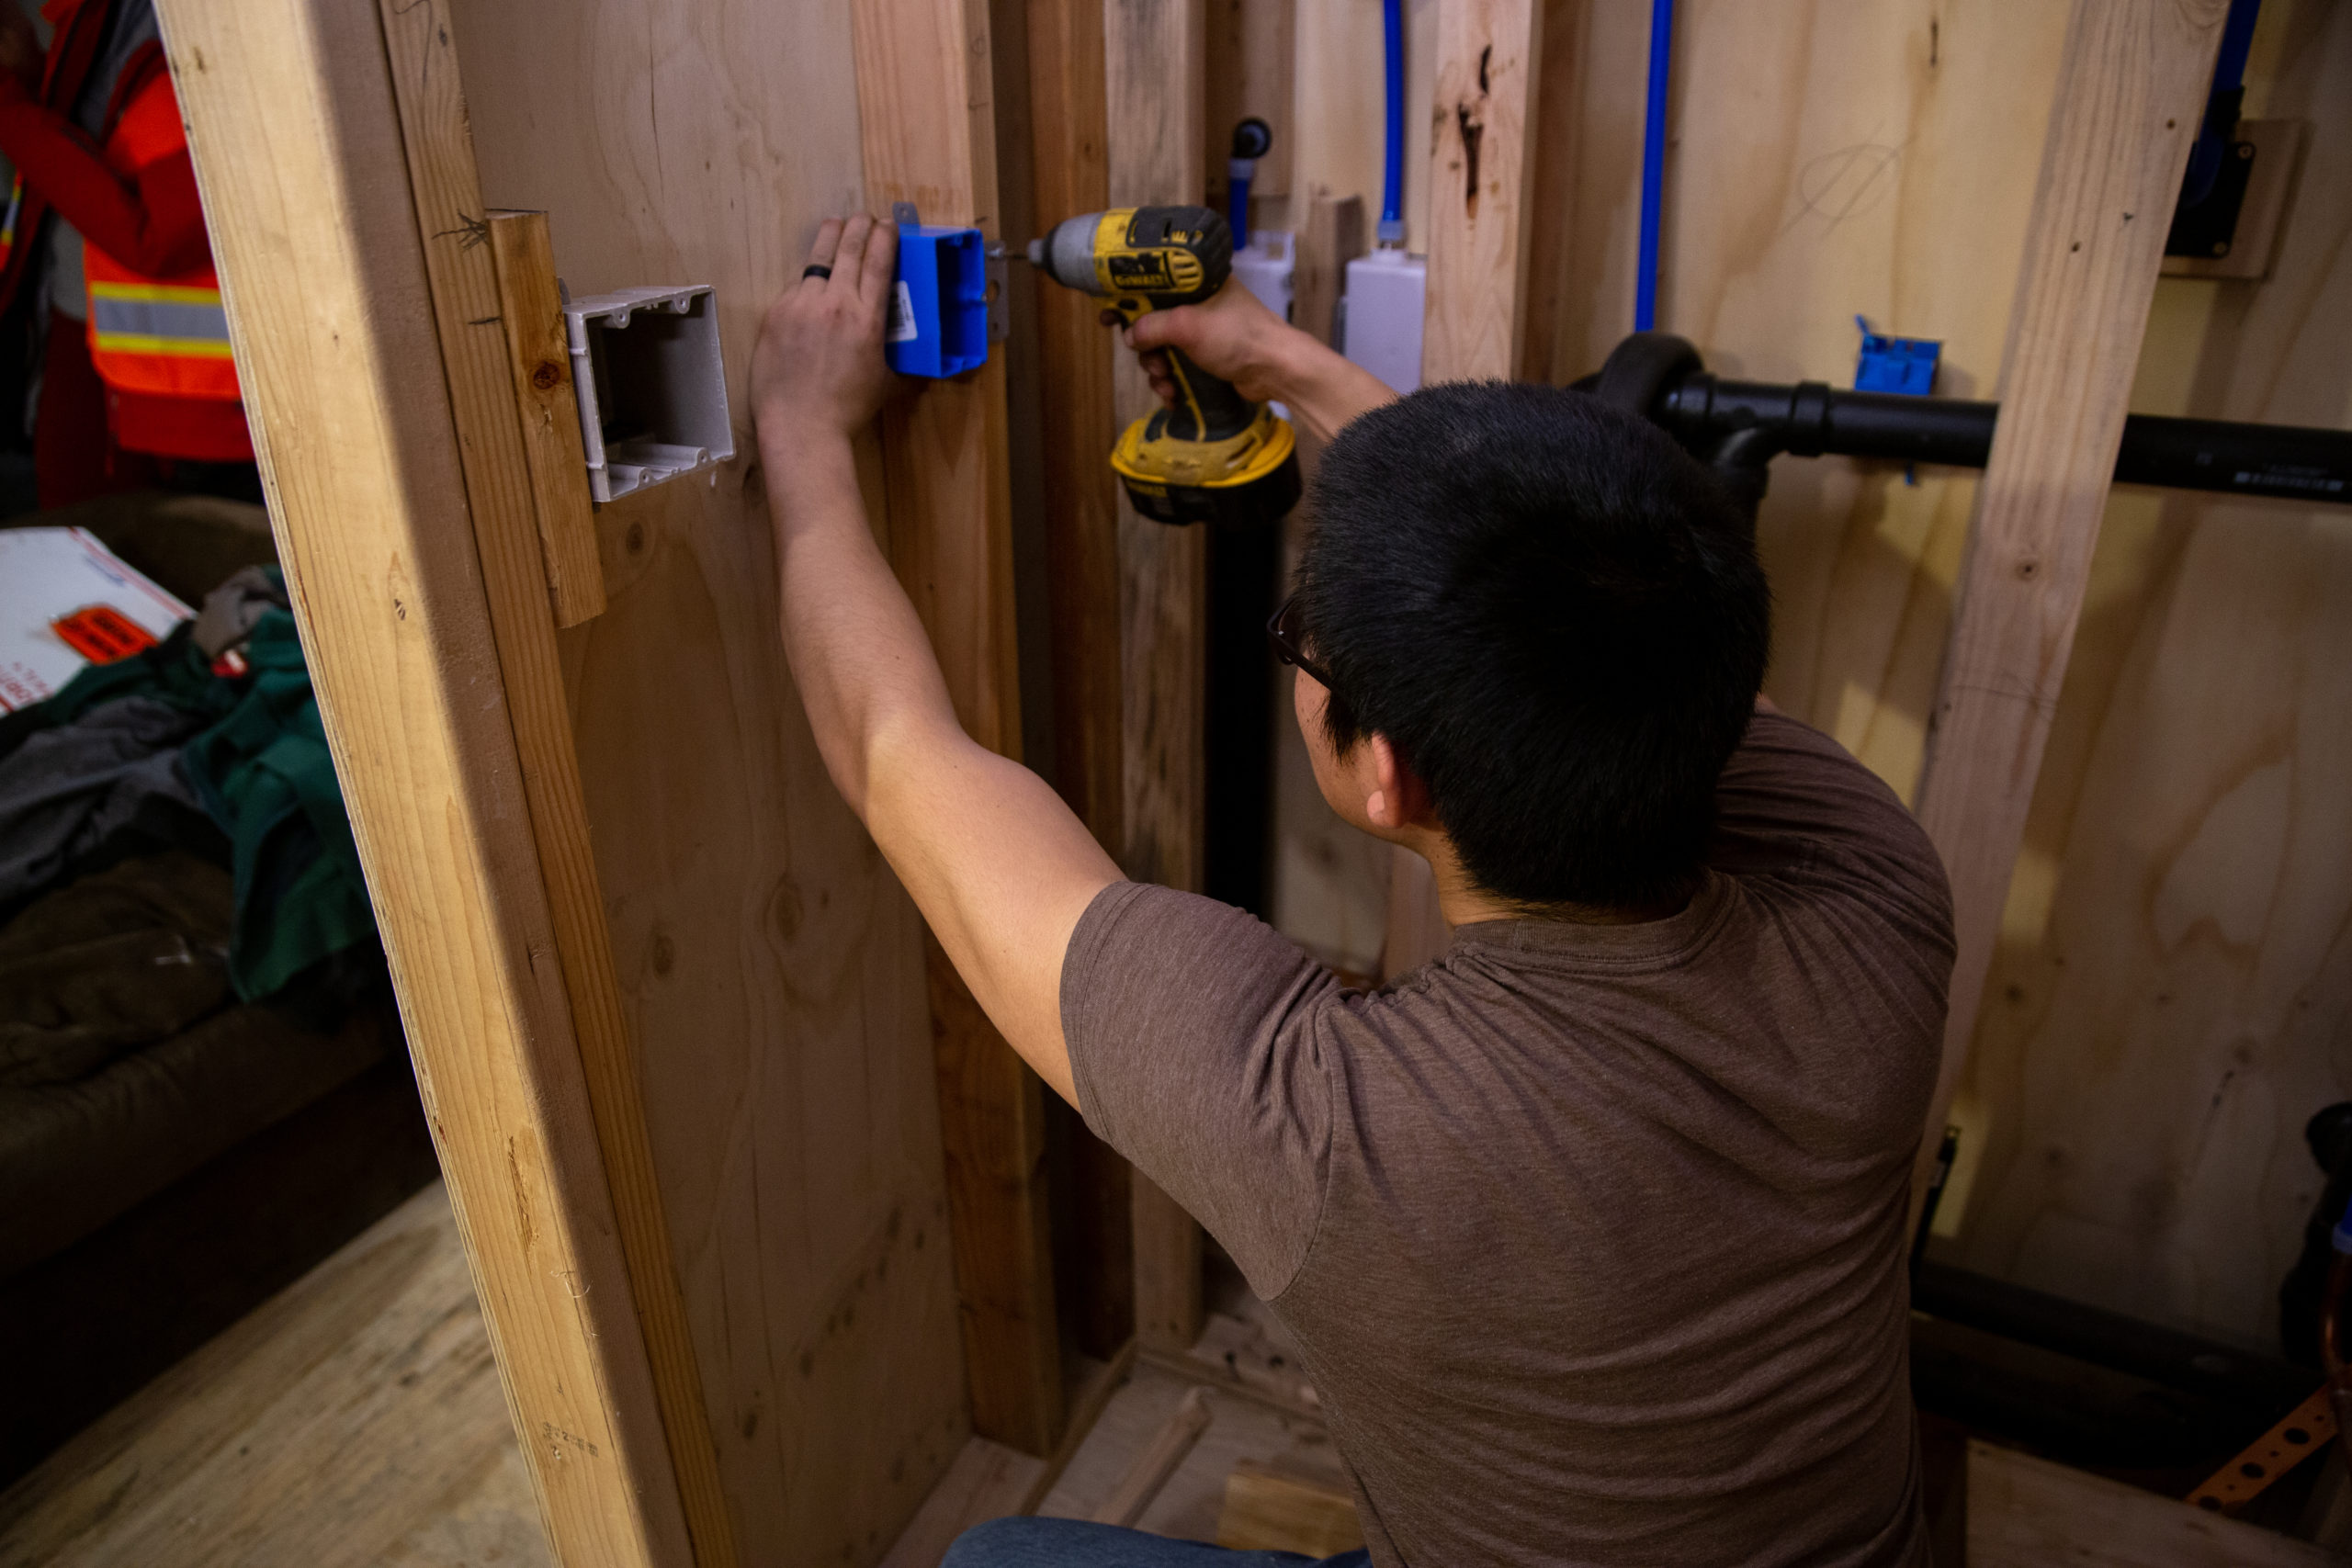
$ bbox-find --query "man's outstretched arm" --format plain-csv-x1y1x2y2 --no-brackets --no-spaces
752,214,1118,1105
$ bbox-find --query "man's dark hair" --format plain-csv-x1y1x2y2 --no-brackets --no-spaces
1296,381,1770,912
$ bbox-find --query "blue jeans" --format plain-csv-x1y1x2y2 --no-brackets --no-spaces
943,1517,1373,1567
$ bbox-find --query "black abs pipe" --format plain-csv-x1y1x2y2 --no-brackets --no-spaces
1581,332,2352,515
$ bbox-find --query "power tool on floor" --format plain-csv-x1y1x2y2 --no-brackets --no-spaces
1025,205,1300,526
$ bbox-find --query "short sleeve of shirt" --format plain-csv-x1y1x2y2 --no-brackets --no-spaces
1712,711,1956,980
1061,882,1340,1299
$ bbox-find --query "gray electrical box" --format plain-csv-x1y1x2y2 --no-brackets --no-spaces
563,285,734,502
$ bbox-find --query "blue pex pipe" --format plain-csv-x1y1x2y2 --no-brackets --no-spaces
2213,0,2262,96
1380,0,1406,244
1634,0,1674,332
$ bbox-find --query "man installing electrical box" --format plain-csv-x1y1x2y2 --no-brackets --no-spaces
752,212,1954,1568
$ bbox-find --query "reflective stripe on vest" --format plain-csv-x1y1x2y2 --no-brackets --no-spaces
87,279,233,360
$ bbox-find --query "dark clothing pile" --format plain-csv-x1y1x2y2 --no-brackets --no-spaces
0,568,375,999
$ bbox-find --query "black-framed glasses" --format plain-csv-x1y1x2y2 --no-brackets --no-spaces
1266,593,1340,694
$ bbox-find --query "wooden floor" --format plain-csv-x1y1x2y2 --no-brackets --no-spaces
10,1178,2346,1568
0,1182,549,1568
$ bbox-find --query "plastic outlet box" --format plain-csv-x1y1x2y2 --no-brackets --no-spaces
1854,316,1941,397
564,285,735,502
888,223,989,378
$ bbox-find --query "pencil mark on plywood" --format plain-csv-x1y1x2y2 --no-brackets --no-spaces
1791,141,1903,231
435,212,491,251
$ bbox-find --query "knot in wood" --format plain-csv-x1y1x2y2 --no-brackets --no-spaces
531,360,562,391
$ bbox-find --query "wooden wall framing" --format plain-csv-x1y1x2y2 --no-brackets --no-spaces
157,0,2352,1559
156,2,707,1562
1108,0,1212,1359
163,0,1073,1558
1258,0,2352,1348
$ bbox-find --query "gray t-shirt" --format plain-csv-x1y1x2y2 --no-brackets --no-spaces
1064,711,1955,1567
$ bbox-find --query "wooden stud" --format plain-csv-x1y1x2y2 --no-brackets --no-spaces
1091,1386,1213,1527
1906,0,2226,1225
1968,1440,2339,1568
368,6,744,1562
484,210,605,628
1204,0,1296,225
1293,191,1365,349
851,0,1069,1457
1107,0,1211,1357
1422,0,1546,382
1516,0,1591,384
1216,1461,1366,1555
153,1,700,1562
1377,0,1549,981
1023,0,1140,1359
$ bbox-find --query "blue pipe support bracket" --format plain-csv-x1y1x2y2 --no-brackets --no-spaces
887,221,990,378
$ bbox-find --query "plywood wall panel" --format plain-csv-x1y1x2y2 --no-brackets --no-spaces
1533,0,2352,1345
1936,0,2352,1338
1262,0,2352,1346
455,2,967,1559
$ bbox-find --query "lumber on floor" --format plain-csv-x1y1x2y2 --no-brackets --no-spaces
1905,0,2228,1224
854,0,1067,1459
880,1345,1137,1568
1107,0,1211,1356
1216,1462,1365,1557
0,1184,551,1568
1037,1362,1347,1540
1092,1389,1213,1528
1966,1441,2343,1567
154,3,697,1561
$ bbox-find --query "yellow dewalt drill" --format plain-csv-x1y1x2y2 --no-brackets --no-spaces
1026,206,1300,526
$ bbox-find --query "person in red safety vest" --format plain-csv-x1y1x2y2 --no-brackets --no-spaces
0,0,251,509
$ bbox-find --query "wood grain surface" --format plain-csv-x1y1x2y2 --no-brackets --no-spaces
370,8,740,1558
854,0,1068,1459
1421,0,1544,382
486,210,606,628
1205,0,1296,224
1022,0,1140,1360
1966,1441,2337,1567
1907,0,2228,1227
452,0,974,1555
0,1187,549,1568
1107,0,1213,1356
153,2,697,1560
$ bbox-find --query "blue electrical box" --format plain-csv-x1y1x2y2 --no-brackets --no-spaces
1854,315,1940,396
887,222,990,378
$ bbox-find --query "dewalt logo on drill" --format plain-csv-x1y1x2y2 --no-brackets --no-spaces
1105,249,1204,295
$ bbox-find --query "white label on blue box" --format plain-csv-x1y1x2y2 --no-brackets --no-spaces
886,280,918,344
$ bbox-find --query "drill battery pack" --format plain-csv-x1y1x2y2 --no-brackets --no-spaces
1112,400,1300,527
